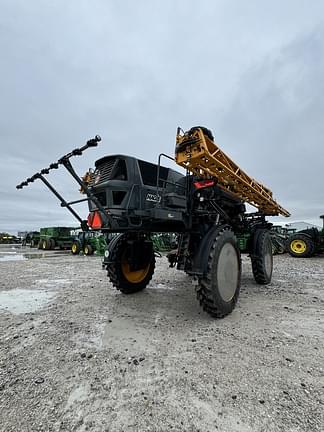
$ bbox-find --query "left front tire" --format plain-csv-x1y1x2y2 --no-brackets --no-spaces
106,234,155,294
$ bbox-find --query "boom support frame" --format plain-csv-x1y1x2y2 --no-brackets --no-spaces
175,128,290,217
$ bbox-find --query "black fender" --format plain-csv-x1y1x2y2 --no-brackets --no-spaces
191,224,230,277
102,233,124,266
296,228,320,243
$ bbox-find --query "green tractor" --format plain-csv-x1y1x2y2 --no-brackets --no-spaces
152,233,178,252
287,216,324,258
269,226,295,255
71,231,111,256
38,227,76,250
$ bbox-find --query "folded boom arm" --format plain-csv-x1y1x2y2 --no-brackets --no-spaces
175,127,290,217
16,135,110,229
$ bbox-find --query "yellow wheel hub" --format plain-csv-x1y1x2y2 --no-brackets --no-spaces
121,256,150,283
72,244,78,253
290,239,307,254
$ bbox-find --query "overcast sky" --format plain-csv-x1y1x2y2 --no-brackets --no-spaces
1,0,324,233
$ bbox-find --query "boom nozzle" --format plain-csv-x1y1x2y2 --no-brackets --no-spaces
86,135,101,147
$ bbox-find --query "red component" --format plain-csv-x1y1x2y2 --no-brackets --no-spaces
87,211,102,229
87,213,93,227
193,179,215,189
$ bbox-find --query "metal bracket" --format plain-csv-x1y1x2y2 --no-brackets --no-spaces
16,135,109,229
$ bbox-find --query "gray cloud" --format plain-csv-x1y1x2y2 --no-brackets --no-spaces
219,28,324,225
1,0,324,232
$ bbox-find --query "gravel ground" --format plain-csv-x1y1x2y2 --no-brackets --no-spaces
0,244,323,432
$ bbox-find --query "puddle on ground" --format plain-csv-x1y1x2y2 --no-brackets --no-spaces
0,251,71,261
0,288,56,314
35,278,72,289
22,252,69,260
0,254,26,262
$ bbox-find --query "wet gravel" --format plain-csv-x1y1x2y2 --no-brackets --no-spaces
0,245,323,431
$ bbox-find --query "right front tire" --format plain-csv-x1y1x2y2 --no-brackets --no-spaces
197,228,241,318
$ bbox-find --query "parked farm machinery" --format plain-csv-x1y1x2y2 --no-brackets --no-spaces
21,231,40,247
287,215,324,257
270,226,295,255
37,226,76,250
0,233,20,244
17,128,289,317
71,230,110,256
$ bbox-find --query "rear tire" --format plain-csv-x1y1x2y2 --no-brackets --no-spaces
107,234,155,294
287,234,315,258
84,244,94,255
251,229,273,284
197,228,241,318
41,239,51,250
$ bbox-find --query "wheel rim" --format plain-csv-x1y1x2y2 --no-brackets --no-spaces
290,239,306,254
121,253,151,283
42,241,46,250
84,246,89,255
217,243,239,302
72,244,78,253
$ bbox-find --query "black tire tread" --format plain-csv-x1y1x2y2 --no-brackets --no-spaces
287,234,315,258
41,239,51,250
196,228,241,318
107,234,155,294
84,244,94,255
251,230,273,285
71,241,81,255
